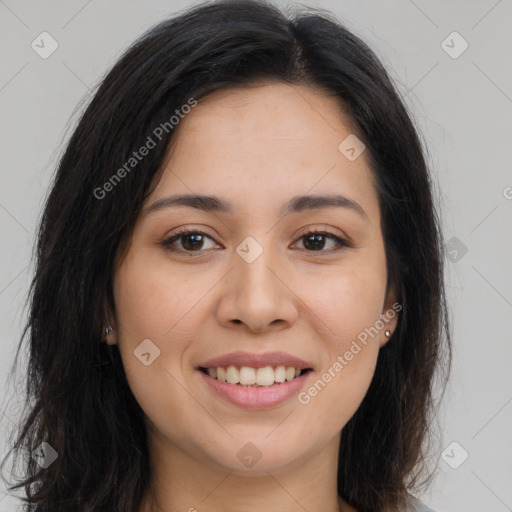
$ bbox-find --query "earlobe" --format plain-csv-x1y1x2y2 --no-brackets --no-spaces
103,296,118,344
380,287,400,347
104,324,117,345
380,328,393,348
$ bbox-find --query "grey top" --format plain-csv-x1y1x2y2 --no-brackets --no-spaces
345,493,436,511
404,494,437,512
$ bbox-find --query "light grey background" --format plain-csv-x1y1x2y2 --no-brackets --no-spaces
0,1,511,511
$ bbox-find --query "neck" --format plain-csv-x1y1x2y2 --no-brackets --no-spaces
139,427,356,512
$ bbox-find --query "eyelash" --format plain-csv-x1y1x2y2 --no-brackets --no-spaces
159,228,353,255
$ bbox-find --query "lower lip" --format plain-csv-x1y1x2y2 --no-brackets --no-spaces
197,370,312,409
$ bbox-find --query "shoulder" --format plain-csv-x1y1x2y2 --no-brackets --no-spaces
403,493,437,512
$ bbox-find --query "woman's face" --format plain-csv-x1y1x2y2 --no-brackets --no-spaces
111,82,398,474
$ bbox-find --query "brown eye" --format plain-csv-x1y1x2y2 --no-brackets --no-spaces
294,231,351,252
160,230,219,253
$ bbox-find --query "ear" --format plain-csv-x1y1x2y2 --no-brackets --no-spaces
103,297,118,345
379,282,400,348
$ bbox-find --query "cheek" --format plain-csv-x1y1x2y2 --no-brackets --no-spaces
302,263,386,341
306,348,379,438
294,265,385,432
113,251,205,341
299,319,380,439
112,254,196,385
112,257,197,424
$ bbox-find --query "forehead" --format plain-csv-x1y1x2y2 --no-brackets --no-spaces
151,82,380,224
171,82,356,148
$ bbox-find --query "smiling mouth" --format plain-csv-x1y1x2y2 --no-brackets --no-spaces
198,365,313,387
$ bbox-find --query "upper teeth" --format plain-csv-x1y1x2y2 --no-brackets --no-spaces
206,365,303,387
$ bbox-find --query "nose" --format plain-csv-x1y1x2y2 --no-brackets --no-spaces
216,245,299,334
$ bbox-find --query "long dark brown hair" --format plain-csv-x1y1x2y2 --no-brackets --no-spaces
1,1,451,510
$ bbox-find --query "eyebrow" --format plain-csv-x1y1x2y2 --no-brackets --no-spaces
144,193,369,221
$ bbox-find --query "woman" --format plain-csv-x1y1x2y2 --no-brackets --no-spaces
3,0,451,511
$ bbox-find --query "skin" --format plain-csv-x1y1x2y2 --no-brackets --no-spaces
106,82,398,512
